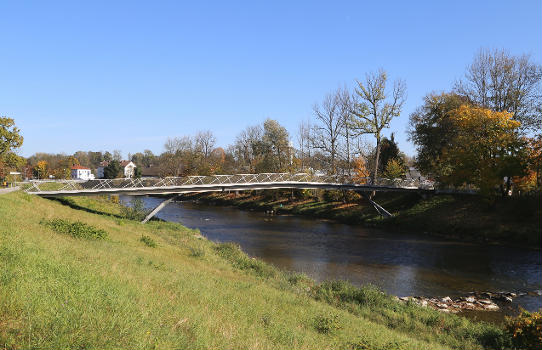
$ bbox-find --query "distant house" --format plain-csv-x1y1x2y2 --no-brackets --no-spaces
97,160,137,179
71,165,94,180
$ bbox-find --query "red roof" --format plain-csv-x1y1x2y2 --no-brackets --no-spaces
71,165,90,170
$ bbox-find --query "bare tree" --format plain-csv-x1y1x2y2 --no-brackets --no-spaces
337,87,354,175
234,125,263,172
312,91,344,174
112,149,123,161
455,48,542,131
195,130,216,159
164,136,192,155
351,69,406,183
296,119,311,171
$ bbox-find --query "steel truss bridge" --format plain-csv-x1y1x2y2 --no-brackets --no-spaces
25,173,435,222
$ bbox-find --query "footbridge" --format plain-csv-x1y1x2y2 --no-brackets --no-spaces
25,173,435,222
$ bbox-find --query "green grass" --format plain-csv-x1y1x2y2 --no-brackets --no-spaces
0,191,511,349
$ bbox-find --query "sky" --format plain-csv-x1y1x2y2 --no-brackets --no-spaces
1,0,541,158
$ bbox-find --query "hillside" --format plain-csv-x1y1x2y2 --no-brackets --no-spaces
0,191,509,349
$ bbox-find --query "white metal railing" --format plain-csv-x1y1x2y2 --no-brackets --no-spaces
24,173,435,193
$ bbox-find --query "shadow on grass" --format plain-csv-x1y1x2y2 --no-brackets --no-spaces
47,197,126,220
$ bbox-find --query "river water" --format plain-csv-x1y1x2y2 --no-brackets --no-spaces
121,196,542,316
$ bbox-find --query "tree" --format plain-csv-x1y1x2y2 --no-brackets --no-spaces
0,117,23,157
133,166,142,178
383,159,405,180
112,150,123,161
103,160,122,179
378,133,404,175
408,92,468,179
261,119,290,172
296,119,311,171
454,48,542,132
234,125,263,173
351,70,406,183
312,90,343,174
34,160,48,179
352,156,370,184
440,105,527,196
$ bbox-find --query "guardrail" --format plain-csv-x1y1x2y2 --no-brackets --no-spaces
23,173,436,193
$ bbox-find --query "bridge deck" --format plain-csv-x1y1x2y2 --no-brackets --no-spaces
24,173,434,197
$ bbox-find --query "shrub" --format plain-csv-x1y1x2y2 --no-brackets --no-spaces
120,197,150,221
139,235,157,248
505,309,542,350
214,242,276,278
41,218,108,240
189,246,205,257
314,280,390,308
314,313,341,334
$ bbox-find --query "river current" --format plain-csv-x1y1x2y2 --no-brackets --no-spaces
121,195,542,317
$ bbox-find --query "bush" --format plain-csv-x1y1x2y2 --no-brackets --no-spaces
189,246,205,257
314,280,390,308
314,313,341,334
139,235,157,248
214,242,276,278
505,309,542,350
121,197,150,221
41,218,108,240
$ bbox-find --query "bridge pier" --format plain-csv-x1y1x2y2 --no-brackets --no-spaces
141,195,177,224
360,193,393,218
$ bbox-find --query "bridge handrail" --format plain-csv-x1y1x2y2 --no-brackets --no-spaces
24,172,436,193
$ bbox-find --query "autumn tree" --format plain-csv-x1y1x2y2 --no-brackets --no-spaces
440,105,527,196
34,160,48,179
352,156,370,184
0,117,23,157
351,70,406,183
261,119,290,172
454,48,542,132
408,92,469,180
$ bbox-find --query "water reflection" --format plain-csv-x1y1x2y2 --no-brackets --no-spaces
121,196,542,312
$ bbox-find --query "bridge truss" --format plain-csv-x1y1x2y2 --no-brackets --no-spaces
24,173,435,222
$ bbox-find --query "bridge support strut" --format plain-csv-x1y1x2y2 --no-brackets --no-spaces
141,195,177,224
361,193,393,218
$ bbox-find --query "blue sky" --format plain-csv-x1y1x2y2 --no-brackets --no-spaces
1,0,540,158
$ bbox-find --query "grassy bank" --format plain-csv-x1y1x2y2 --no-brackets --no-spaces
0,191,514,349
188,190,541,248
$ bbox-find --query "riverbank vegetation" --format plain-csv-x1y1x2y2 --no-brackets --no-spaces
186,189,541,248
1,191,532,349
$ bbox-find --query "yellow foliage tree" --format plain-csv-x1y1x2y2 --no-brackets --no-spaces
352,156,370,184
441,105,527,195
34,160,48,179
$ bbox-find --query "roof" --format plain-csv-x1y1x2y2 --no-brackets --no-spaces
120,160,134,167
71,165,90,170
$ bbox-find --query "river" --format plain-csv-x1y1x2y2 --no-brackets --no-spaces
121,195,542,318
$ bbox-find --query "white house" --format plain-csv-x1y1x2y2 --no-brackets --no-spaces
120,160,136,178
71,165,95,180
97,160,137,178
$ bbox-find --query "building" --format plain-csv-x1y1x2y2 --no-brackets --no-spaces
97,160,137,179
71,165,94,180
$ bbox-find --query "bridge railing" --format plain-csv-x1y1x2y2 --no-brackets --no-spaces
24,173,435,193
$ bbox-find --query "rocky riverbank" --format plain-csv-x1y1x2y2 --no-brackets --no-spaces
396,291,542,314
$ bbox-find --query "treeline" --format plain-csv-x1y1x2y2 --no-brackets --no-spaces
1,48,541,196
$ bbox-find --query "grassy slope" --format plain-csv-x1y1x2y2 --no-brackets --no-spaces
194,191,541,247
0,192,506,349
